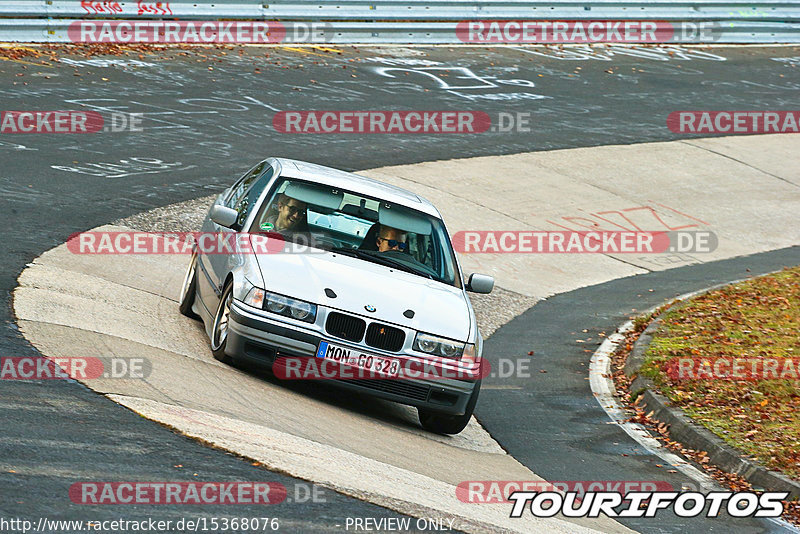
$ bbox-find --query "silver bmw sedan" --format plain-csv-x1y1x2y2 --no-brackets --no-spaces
179,157,494,434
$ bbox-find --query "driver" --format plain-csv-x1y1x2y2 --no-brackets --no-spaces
376,225,408,252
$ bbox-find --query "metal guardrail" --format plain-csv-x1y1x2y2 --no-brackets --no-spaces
0,1,798,42
2,1,800,20
2,18,799,43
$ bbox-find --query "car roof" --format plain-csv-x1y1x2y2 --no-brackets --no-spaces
274,158,441,218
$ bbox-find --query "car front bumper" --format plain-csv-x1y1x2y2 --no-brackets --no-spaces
227,302,477,415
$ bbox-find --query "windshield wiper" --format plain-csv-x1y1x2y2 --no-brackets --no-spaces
330,247,435,280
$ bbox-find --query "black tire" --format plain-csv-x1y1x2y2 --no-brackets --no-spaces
178,251,199,319
210,281,234,364
418,380,481,435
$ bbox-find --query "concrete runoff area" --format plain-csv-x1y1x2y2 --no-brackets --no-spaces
13,134,800,532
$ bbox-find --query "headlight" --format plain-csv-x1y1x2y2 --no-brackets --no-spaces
416,335,438,353
266,293,289,313
440,341,462,359
263,291,316,323
239,281,316,324
413,333,465,360
289,300,313,321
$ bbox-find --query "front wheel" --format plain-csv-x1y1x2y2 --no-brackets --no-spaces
210,282,234,364
418,380,481,435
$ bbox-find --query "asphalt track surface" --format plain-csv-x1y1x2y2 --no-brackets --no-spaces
2,44,800,532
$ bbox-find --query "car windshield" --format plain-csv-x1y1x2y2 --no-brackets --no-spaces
249,177,461,287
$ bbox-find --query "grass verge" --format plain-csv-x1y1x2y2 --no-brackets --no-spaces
640,266,800,480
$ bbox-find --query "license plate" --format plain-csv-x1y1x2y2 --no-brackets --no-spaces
317,340,400,378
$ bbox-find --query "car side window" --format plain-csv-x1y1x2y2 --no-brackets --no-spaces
225,161,267,210
233,167,275,227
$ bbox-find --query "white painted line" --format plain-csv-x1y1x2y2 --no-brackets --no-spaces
588,321,717,491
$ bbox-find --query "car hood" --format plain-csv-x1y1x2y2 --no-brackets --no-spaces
254,250,471,341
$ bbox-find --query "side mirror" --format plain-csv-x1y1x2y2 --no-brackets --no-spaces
210,205,239,228
466,273,494,294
